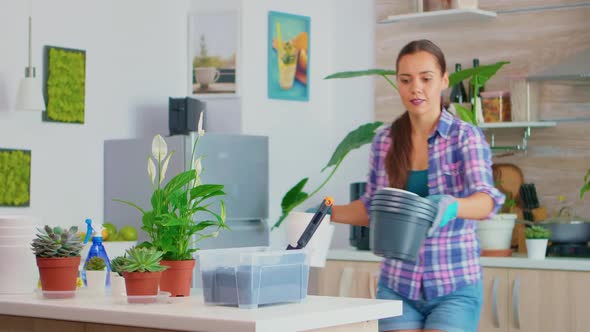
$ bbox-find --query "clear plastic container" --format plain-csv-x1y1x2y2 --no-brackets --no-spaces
198,247,310,309
481,91,511,123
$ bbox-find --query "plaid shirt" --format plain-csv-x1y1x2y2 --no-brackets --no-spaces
360,110,505,300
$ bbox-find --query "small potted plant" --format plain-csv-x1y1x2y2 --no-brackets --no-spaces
31,225,84,298
85,256,107,293
525,225,552,260
116,113,228,297
580,168,590,199
110,255,128,297
120,246,167,302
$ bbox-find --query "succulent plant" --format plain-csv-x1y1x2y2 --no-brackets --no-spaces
121,247,167,273
525,225,552,239
85,256,106,271
31,225,84,258
110,256,129,276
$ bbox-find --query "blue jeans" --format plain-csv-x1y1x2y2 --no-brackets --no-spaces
377,280,483,332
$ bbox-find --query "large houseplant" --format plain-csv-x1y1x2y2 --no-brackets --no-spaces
115,114,228,297
324,61,510,125
31,225,84,298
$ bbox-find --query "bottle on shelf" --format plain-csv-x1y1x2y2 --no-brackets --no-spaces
449,63,468,104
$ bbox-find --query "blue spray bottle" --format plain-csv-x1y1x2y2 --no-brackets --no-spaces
82,218,112,287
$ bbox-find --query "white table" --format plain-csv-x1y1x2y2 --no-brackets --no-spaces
0,290,401,332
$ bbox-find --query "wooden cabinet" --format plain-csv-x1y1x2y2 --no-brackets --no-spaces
315,260,380,299
317,260,590,332
479,268,585,332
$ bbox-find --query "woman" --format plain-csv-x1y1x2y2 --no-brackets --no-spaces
330,40,504,332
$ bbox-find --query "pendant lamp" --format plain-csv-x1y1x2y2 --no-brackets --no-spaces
16,16,45,111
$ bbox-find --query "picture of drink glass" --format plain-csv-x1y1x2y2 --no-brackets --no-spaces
278,41,298,90
194,67,220,90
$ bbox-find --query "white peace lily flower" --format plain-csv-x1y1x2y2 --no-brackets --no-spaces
147,158,156,186
151,134,168,161
211,231,219,238
194,157,202,176
198,112,205,137
160,153,173,185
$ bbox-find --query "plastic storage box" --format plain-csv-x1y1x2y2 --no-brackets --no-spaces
198,247,310,309
481,91,511,123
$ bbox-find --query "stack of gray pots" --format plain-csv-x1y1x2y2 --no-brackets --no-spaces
370,188,438,262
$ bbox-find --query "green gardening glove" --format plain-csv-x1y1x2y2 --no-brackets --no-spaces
426,195,458,237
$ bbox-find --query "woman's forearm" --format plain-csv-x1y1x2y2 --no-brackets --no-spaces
456,192,495,220
331,200,369,227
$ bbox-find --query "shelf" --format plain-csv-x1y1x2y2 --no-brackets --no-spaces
379,8,497,24
479,121,557,129
483,122,557,154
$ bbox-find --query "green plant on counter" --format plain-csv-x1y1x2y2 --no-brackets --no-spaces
120,247,167,273
85,256,106,271
324,61,510,125
0,149,31,206
115,114,228,261
31,226,84,258
525,225,552,239
580,168,590,199
46,46,86,123
110,256,128,276
273,122,383,230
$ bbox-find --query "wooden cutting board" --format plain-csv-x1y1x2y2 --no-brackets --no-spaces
492,163,524,202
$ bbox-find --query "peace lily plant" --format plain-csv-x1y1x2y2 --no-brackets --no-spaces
115,113,228,296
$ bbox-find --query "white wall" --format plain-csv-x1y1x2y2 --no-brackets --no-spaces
0,0,189,227
0,0,375,249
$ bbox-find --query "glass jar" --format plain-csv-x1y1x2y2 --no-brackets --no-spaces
480,91,511,122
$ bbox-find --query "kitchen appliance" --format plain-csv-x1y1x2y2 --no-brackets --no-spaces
349,182,370,250
104,133,270,287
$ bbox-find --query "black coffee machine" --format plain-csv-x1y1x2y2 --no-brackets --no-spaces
349,182,371,250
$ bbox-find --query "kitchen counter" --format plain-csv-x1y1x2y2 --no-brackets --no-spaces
328,248,590,272
0,289,402,332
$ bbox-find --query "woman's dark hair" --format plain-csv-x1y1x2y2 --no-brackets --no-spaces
384,40,446,189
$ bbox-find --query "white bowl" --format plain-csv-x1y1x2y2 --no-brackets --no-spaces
0,245,37,294
0,235,32,246
0,225,38,237
0,215,38,227
477,214,516,250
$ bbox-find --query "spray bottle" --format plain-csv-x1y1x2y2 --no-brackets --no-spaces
82,218,112,287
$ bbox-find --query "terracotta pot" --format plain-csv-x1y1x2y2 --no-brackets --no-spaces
159,259,196,297
122,271,162,297
36,256,81,298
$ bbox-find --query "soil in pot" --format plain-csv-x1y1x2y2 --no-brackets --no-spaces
159,260,196,297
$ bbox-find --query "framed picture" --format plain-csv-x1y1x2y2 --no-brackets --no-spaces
188,10,240,97
268,11,310,102
0,149,31,207
43,46,86,123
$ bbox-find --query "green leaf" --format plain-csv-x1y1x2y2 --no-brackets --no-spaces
454,103,477,125
189,220,218,233
580,182,590,199
163,170,195,194
190,184,224,200
448,61,510,87
324,69,396,79
162,216,191,227
280,178,309,212
113,199,145,214
323,122,383,172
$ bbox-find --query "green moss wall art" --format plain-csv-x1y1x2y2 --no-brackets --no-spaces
43,46,86,124
0,149,31,207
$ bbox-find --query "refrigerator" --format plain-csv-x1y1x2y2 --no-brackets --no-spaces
104,132,270,286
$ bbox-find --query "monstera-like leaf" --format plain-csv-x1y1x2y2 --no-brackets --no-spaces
273,122,383,230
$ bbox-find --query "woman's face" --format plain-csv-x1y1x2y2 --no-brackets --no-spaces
396,51,449,117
